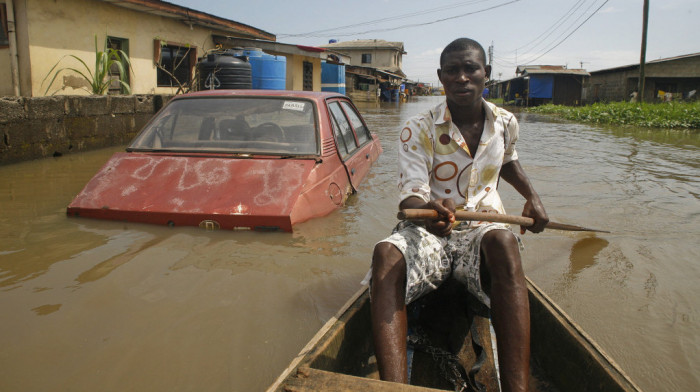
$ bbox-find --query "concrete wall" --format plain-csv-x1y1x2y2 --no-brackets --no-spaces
0,94,173,165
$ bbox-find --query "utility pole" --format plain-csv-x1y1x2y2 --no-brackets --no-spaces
638,0,649,102
488,42,494,66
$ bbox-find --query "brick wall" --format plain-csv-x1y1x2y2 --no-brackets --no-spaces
0,94,174,165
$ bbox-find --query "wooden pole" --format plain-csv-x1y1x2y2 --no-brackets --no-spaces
397,209,610,233
637,0,649,102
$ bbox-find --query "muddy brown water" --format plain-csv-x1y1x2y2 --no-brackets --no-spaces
1,96,698,391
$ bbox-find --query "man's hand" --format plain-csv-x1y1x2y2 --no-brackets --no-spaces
520,196,548,234
425,199,456,237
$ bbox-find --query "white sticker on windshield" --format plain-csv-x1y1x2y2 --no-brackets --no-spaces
282,101,306,112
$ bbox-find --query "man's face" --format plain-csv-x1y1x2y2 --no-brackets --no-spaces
438,49,491,108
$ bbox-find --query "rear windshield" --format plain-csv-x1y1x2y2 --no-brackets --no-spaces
128,97,318,155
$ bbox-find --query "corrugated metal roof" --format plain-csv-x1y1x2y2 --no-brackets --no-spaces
590,52,700,74
98,0,275,40
523,68,590,76
320,39,406,53
517,65,567,73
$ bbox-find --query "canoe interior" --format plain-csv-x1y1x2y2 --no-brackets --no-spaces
269,278,641,392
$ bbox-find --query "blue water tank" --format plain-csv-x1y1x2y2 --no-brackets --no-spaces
243,48,263,58
321,61,346,95
245,49,286,90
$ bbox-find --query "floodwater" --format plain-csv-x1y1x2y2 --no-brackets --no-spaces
0,96,698,391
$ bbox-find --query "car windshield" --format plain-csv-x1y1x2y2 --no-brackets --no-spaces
128,96,318,155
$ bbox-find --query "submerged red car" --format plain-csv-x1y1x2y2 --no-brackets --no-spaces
67,90,382,232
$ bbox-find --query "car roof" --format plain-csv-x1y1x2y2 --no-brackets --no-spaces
175,89,347,102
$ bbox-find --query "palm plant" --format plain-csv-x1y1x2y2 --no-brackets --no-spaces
42,35,132,95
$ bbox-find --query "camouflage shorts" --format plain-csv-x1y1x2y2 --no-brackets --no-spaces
364,221,520,308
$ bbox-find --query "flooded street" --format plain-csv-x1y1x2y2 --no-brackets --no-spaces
1,96,698,391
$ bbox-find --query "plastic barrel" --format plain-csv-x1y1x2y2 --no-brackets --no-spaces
321,62,346,95
197,51,251,90
249,53,286,90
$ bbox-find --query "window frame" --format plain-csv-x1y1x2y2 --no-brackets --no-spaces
328,101,359,158
339,101,371,146
361,53,372,64
0,3,9,48
154,39,197,88
106,36,129,95
303,61,313,91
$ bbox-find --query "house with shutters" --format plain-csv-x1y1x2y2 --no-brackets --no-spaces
0,0,331,97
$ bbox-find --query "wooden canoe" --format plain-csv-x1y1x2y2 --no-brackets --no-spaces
267,277,643,392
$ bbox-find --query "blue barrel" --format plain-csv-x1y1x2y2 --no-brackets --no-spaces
246,49,286,90
243,48,263,58
321,61,346,95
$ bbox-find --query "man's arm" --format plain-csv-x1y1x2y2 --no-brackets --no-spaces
500,160,549,234
399,196,456,237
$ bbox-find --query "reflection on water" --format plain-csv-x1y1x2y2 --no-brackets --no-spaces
0,97,698,391
567,236,609,278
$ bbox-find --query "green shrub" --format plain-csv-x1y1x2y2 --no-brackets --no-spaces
528,101,700,129
42,36,132,95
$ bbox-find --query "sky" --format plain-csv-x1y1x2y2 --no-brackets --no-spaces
167,0,698,87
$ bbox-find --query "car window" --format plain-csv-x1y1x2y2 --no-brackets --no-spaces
128,97,318,155
328,102,358,155
340,101,370,145
330,113,349,158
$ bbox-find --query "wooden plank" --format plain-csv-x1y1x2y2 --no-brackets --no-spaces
282,367,447,392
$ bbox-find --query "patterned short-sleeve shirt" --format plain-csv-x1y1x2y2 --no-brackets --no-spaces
398,99,519,224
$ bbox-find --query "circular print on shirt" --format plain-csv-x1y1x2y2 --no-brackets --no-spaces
456,163,473,198
434,161,458,182
435,126,459,155
400,127,412,142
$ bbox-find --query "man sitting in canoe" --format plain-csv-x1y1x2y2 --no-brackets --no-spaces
366,38,549,392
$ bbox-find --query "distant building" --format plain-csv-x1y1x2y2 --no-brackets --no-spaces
0,0,274,96
584,53,700,103
319,39,406,102
320,39,406,77
490,65,589,106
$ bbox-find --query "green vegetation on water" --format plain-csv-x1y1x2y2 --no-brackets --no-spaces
527,101,700,129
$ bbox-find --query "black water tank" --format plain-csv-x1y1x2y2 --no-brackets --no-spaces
197,51,252,90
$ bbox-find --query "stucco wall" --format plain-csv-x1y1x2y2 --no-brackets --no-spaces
0,94,173,165
338,48,400,69
10,0,243,96
0,48,11,96
285,56,322,91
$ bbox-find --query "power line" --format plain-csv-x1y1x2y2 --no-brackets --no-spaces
520,0,610,65
509,0,589,55
491,0,609,67
279,0,493,38
279,0,522,38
